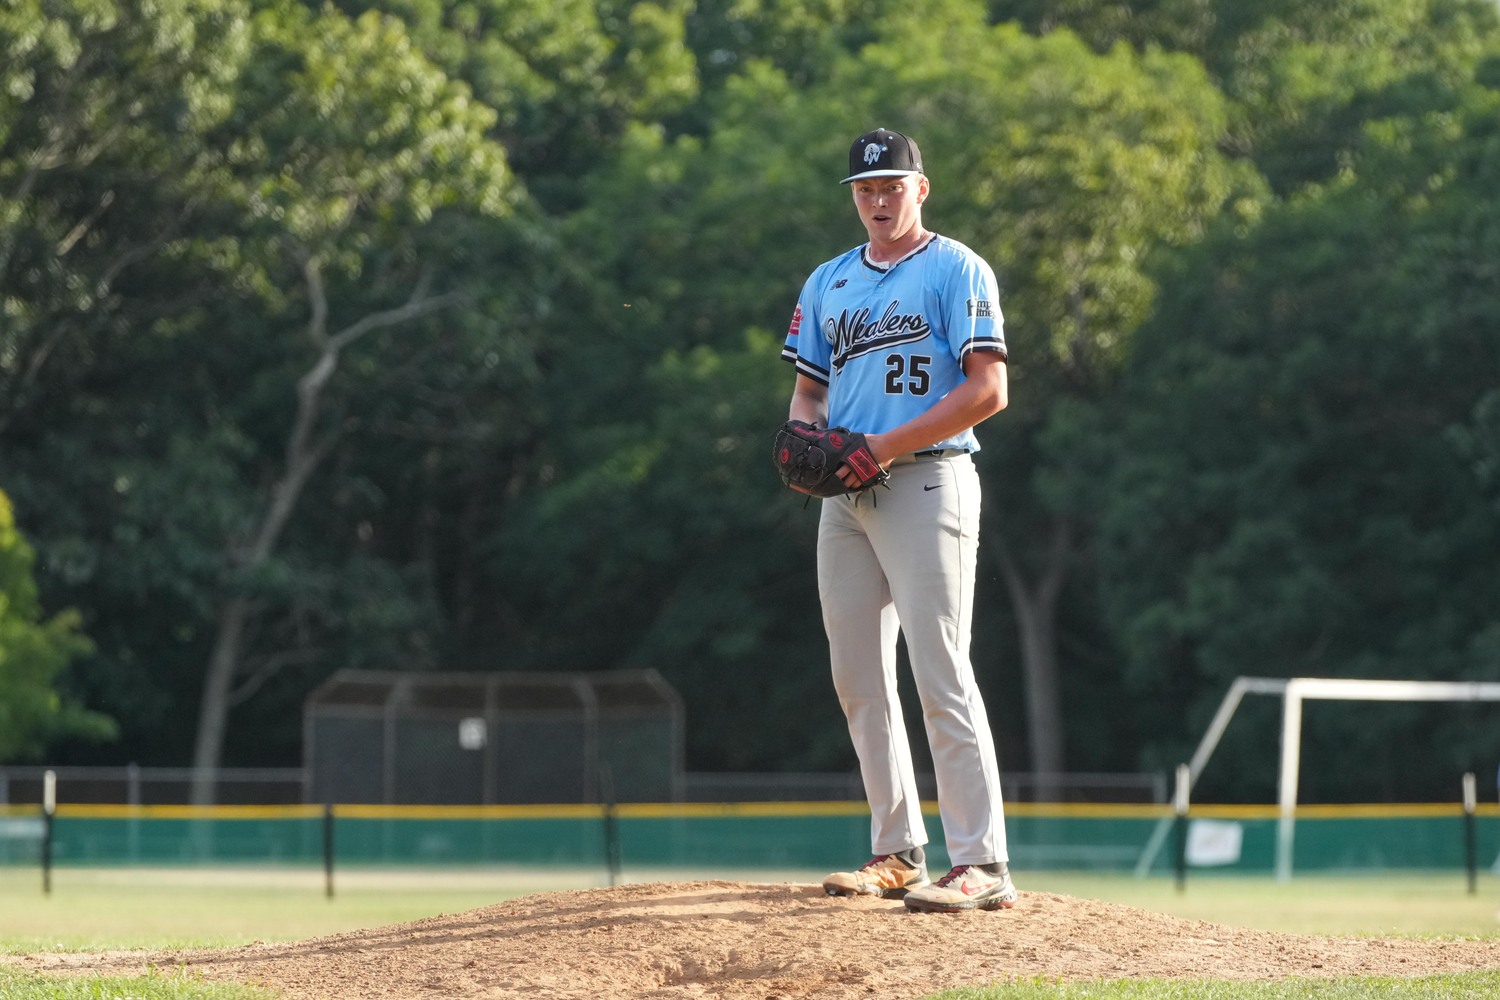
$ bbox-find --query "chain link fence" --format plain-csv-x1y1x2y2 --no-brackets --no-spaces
303,669,686,805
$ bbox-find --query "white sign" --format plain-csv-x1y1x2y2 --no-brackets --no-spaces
1186,819,1244,867
0,817,46,841
457,717,487,751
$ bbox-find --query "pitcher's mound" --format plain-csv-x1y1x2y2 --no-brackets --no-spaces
16,880,1500,998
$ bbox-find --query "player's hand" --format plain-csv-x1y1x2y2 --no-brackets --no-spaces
838,433,891,488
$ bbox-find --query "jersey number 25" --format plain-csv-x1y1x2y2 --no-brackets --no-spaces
885,354,932,396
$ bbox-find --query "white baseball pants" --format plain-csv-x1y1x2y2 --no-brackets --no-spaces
817,451,1009,866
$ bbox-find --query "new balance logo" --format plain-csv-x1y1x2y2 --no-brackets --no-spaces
833,279,848,289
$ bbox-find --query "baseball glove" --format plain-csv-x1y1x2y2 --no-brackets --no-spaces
772,420,889,498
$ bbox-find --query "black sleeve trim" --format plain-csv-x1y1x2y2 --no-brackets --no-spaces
960,340,1008,363
784,352,830,385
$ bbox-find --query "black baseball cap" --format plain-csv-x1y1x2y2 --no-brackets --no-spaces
840,127,924,184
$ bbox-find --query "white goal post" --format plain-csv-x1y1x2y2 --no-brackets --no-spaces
1134,676,1500,880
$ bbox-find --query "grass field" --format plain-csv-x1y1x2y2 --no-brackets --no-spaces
2,865,1498,999
1027,870,1500,937
1,865,534,952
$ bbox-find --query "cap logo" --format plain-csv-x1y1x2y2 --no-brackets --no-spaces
841,128,921,184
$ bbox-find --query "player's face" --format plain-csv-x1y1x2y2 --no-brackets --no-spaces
850,174,928,245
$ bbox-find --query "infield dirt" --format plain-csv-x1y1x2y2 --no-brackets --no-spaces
14,879,1500,998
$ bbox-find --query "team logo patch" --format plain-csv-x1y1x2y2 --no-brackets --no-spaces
863,142,887,166
967,299,995,318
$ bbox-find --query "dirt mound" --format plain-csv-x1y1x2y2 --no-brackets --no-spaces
16,880,1500,998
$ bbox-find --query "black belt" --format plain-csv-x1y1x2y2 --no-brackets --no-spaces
912,448,969,461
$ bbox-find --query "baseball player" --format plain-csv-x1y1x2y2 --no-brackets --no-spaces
780,127,1016,912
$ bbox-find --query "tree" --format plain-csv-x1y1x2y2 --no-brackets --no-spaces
481,72,868,770
498,0,1250,779
1001,0,1500,193
2,1,545,792
1094,67,1500,801
0,0,252,438
0,490,112,761
682,0,894,95
178,5,528,801
846,6,1249,781
1453,390,1500,513
324,0,699,208
1,0,260,767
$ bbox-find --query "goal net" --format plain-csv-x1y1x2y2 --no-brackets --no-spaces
1135,676,1500,879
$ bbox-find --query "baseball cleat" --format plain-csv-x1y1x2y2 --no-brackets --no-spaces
822,850,929,899
903,863,1018,912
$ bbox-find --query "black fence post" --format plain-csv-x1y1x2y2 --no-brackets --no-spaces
41,770,56,896
323,802,336,900
1173,763,1189,893
600,765,621,888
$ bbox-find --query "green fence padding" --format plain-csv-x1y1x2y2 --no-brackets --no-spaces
1009,814,1160,871
614,815,873,870
49,817,325,865
334,817,604,864
13,809,1497,875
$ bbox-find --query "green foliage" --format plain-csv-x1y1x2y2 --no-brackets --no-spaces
836,2,1253,773
0,491,112,761
1451,390,1500,512
326,0,699,207
683,0,896,94
854,15,1253,383
203,2,515,298
492,329,853,769
0,0,253,428
1094,70,1500,799
492,0,1254,773
3,0,1499,793
1001,0,1500,193
2,0,547,765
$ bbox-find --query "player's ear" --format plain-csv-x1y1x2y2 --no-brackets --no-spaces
916,175,930,203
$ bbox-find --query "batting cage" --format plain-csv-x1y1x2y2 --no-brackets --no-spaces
304,669,684,805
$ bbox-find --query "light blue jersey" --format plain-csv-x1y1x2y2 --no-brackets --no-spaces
781,234,1006,454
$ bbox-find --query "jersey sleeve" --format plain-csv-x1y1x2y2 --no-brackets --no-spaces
780,272,831,384
944,252,1006,363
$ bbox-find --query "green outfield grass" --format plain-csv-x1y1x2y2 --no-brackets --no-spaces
1024,870,1500,937
0,865,531,952
0,966,277,999
1,866,1497,999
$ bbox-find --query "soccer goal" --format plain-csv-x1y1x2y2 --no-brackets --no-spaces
1134,676,1500,880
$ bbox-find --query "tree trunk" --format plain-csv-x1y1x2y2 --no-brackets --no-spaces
189,260,459,804
188,340,331,804
990,515,1073,801
191,596,251,805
